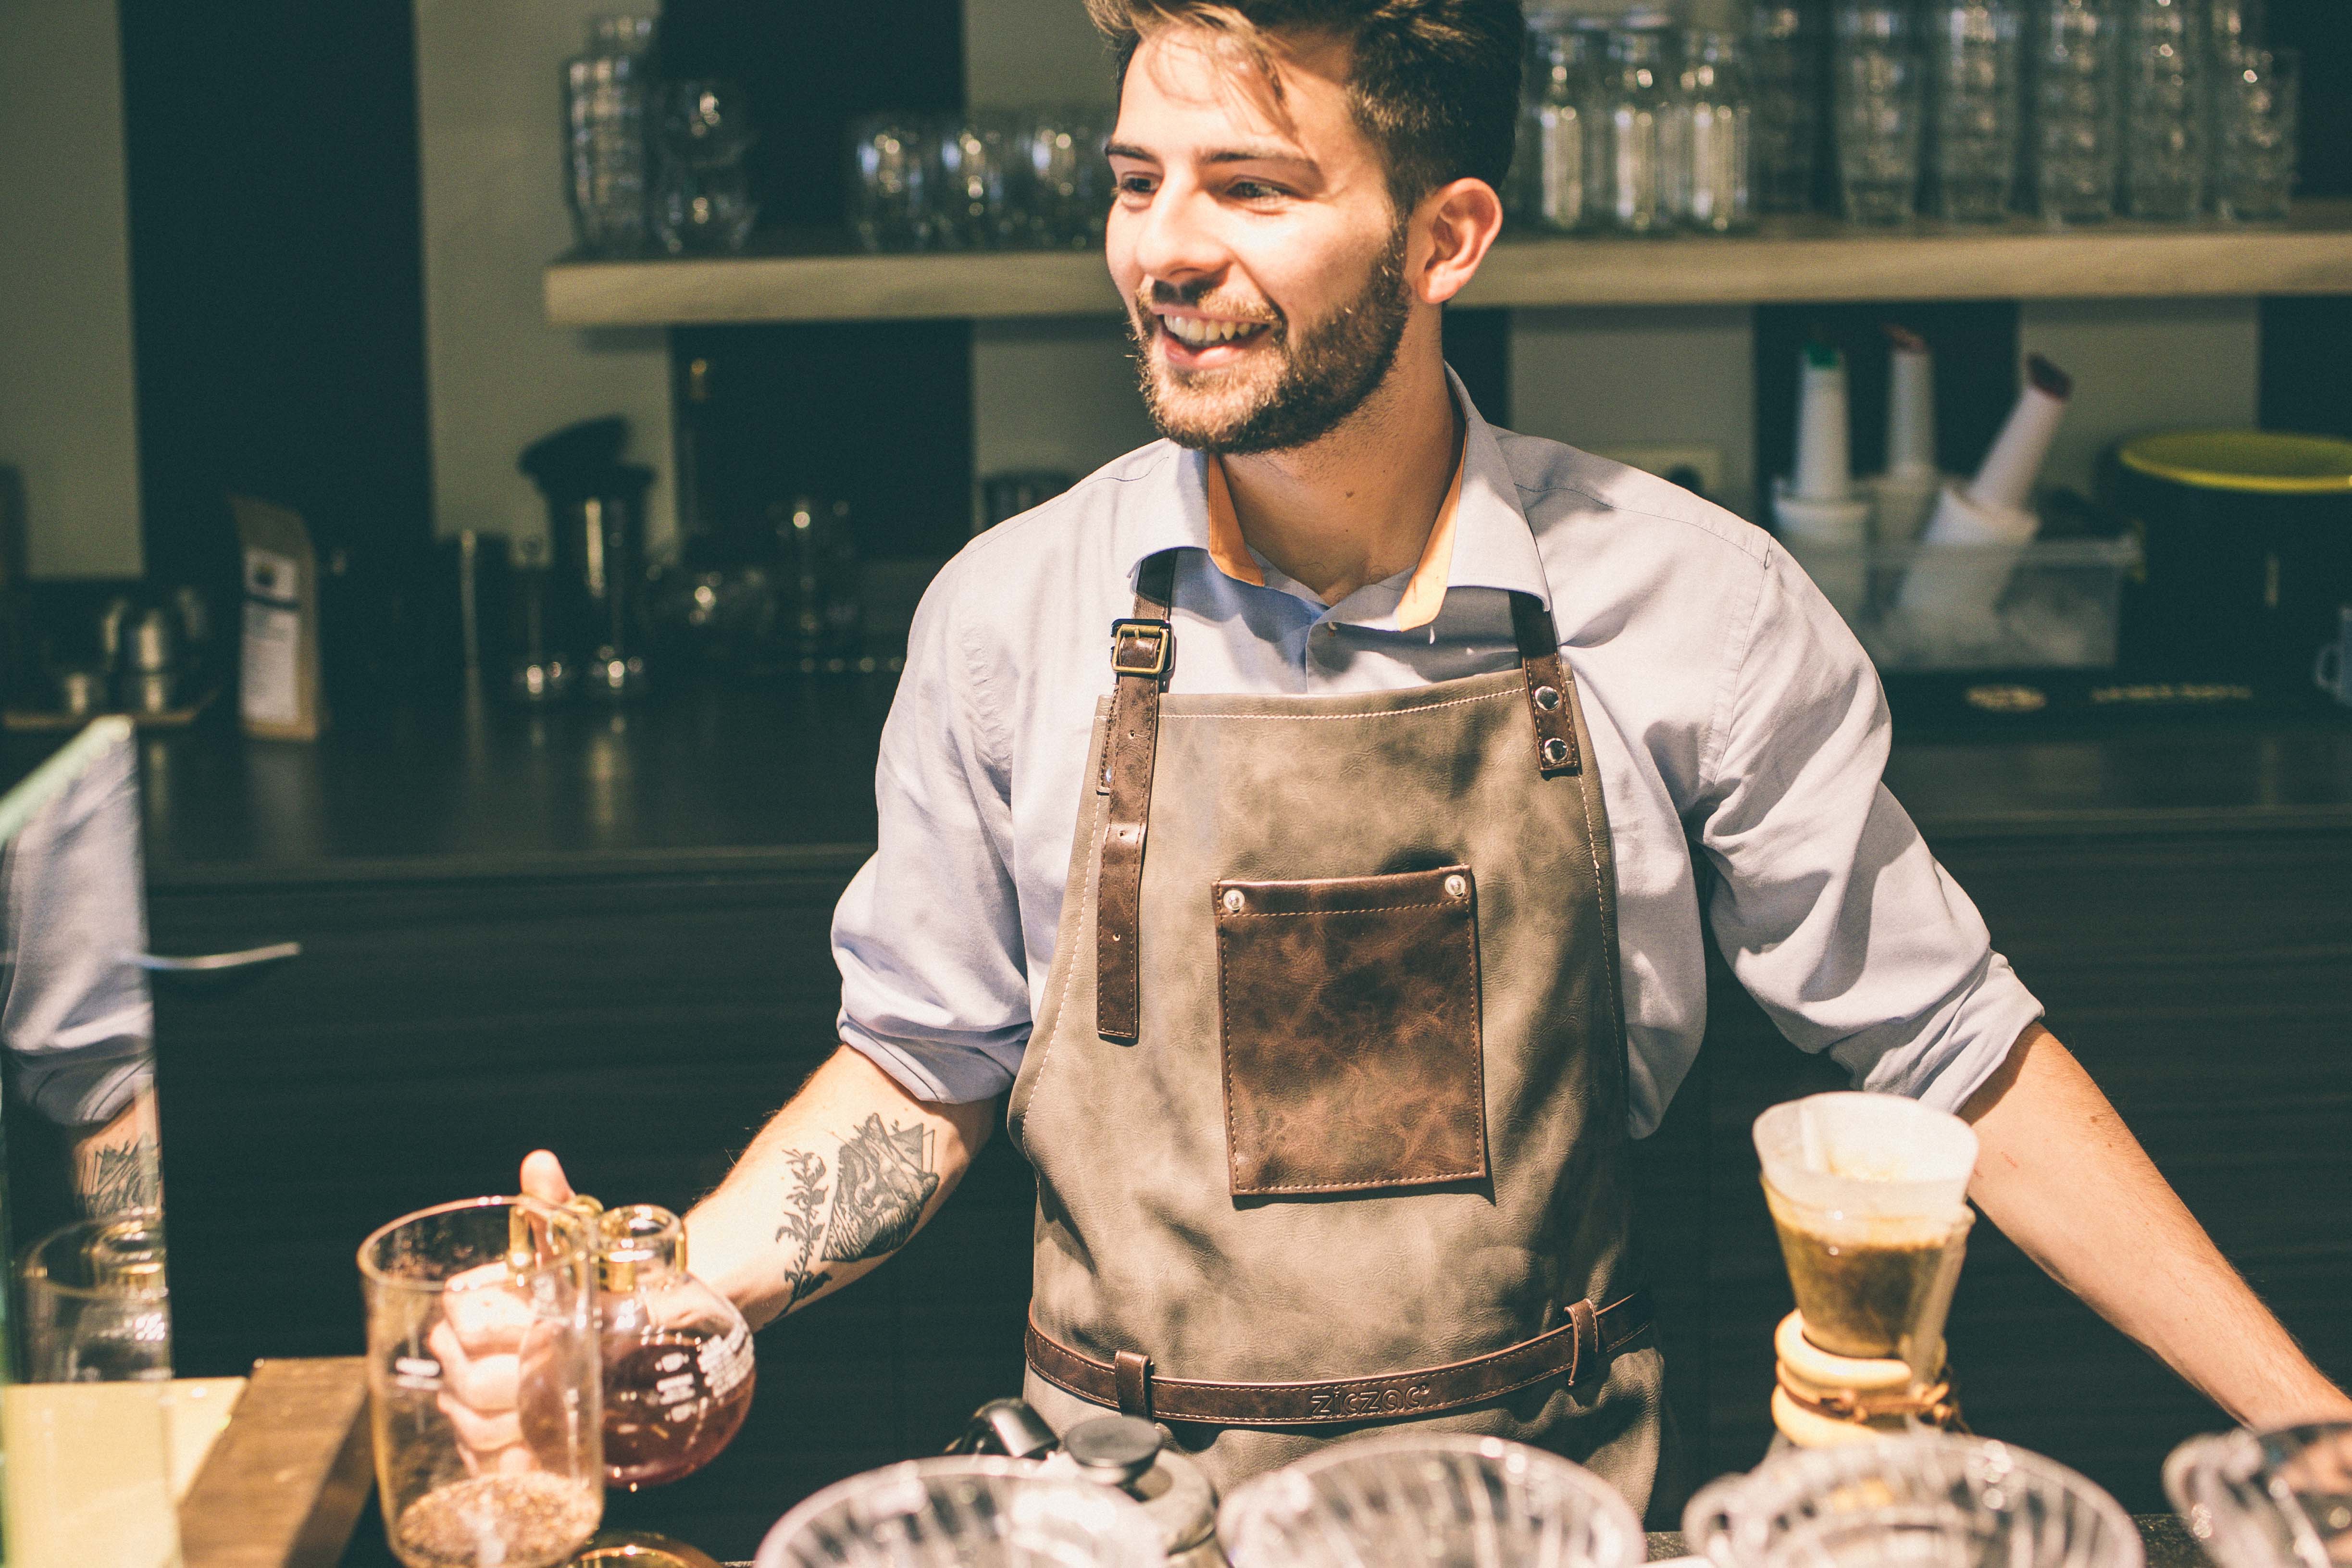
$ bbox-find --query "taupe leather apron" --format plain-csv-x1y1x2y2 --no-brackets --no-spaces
1008,550,1664,1513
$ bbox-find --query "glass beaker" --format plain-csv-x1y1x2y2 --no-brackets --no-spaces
1753,1093,1978,1374
7,1210,180,1568
1686,1432,2144,1568
1596,25,1683,234
753,1456,1163,1568
2165,1421,2352,1568
1835,1,1925,223
2028,0,2124,223
1926,1,2023,221
1217,1432,1646,1568
1517,16,1599,233
594,1204,755,1490
359,1196,603,1568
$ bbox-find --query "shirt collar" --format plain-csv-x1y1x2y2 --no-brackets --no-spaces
1121,366,1554,625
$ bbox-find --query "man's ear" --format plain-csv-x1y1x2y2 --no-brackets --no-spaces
1410,177,1505,306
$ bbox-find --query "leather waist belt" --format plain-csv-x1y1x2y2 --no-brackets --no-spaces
1025,1289,1652,1428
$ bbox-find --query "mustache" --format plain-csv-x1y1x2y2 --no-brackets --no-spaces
1133,279,1281,330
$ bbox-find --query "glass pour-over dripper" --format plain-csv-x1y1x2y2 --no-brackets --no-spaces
592,1203,755,1489
2165,1422,2352,1568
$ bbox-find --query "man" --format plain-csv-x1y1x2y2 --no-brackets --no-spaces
492,0,2349,1515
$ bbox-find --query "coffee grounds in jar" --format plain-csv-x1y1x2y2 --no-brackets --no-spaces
394,1471,599,1568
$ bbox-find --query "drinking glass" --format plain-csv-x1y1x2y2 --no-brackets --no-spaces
1516,16,1599,233
848,114,935,252
1218,1433,1645,1568
931,114,1024,249
2165,1421,2352,1568
359,1196,603,1568
561,15,656,255
2215,47,2296,222
1927,2,2022,221
1678,30,1755,232
1596,25,1682,234
2029,0,2124,223
2123,0,2204,219
1749,3,1822,213
652,80,759,255
1019,109,1108,249
1835,2,1924,224
1686,1433,2144,1568
754,1456,1162,1568
7,1211,180,1568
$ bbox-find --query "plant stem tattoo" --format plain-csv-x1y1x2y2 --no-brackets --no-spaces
771,1116,942,1313
774,1150,832,1310
81,1136,161,1218
824,1115,941,1262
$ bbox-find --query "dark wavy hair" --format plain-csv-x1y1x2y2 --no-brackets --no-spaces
1084,0,1525,212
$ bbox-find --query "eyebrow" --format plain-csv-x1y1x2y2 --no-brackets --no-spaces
1104,140,1313,168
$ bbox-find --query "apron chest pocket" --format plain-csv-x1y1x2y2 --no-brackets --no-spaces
1213,864,1487,1197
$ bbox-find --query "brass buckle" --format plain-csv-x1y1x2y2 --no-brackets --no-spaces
1109,618,1171,679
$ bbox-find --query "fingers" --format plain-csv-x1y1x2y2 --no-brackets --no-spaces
442,1270,536,1352
520,1150,575,1206
428,1320,520,1413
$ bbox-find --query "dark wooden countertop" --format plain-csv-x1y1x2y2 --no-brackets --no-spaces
10,680,2346,890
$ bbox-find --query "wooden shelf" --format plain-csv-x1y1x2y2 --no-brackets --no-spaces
546,200,2352,326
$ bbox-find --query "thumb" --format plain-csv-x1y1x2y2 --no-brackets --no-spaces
520,1149,576,1206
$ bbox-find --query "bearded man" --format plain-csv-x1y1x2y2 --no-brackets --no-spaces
477,0,2349,1519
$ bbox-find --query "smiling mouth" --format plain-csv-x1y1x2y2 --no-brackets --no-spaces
1157,313,1272,349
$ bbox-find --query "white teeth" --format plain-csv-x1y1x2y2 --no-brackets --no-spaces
1163,314,1257,347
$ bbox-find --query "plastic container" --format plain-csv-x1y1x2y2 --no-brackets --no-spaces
1782,532,2142,671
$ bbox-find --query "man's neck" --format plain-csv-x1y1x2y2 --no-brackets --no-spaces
1219,341,1460,607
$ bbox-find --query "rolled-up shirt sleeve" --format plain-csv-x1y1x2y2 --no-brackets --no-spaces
1694,545,2043,1114
834,559,1030,1104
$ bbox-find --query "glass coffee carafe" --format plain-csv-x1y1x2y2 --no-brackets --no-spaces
590,1203,756,1490
359,1196,604,1568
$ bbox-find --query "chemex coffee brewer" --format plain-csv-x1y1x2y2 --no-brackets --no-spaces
1752,1092,1980,1447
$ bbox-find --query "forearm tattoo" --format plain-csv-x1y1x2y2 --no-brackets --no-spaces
772,1115,942,1310
81,1136,161,1218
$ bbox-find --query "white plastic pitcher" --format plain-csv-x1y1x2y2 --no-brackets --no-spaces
2165,1422,2352,1568
1685,1433,2143,1568
1217,1432,1645,1568
755,1456,1163,1568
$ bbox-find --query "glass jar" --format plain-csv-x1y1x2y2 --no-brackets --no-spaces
562,15,657,255
594,1204,756,1490
1677,30,1754,232
652,80,760,255
1926,1,2024,221
1748,2,1822,213
1596,25,1683,234
1516,15,1599,233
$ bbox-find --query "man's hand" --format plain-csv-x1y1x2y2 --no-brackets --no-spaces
1965,1023,2352,1430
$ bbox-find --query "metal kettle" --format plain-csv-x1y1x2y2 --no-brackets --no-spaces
948,1399,1225,1567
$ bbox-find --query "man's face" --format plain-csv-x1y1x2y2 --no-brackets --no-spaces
1105,28,1415,455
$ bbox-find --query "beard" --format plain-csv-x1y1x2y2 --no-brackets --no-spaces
1127,224,1412,456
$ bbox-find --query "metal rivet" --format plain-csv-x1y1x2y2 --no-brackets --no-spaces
1542,737,1572,767
1533,684,1561,712
1222,889,1244,913
1444,874,1467,899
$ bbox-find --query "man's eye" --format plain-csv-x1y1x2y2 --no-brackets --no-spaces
1117,174,1157,196
1227,180,1288,201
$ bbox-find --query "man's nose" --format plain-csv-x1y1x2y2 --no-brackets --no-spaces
1131,183,1230,290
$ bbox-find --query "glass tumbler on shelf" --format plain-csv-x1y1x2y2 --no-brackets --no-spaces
562,14,656,256
359,1196,603,1568
1835,1,1925,224
1516,14,1598,233
1926,1,2022,221
2029,0,2123,223
652,80,759,255
1019,109,1108,249
2215,46,2296,221
934,113,1024,249
1595,25,1683,235
1677,29,1754,233
2122,0,2204,219
848,114,934,252
1749,3,1822,213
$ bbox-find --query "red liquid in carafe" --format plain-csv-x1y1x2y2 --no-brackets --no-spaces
601,1327,756,1489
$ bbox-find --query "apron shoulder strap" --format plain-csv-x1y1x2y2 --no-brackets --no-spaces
1095,550,1178,1043
1508,592,1582,778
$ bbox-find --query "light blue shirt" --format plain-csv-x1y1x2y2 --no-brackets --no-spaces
832,375,2042,1137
